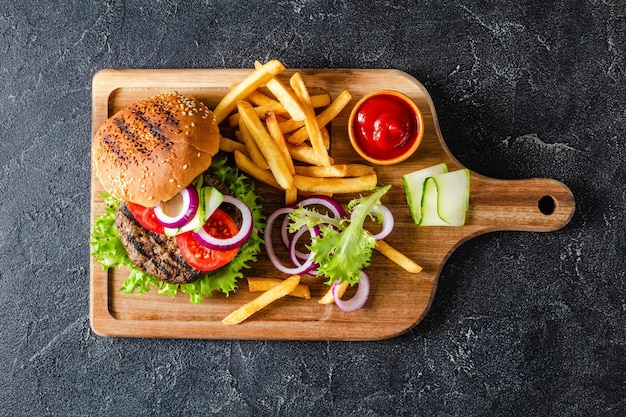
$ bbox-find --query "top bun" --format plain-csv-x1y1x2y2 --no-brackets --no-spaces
93,91,220,207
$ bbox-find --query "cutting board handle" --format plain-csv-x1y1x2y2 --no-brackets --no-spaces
470,175,575,233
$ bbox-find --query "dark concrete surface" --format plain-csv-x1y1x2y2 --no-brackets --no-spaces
1,1,624,416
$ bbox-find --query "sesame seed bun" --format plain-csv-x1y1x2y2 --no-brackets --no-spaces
92,91,220,207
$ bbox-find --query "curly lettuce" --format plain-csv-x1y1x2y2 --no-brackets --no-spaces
90,154,266,304
288,185,391,285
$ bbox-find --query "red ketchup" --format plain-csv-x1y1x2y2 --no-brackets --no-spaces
352,93,419,160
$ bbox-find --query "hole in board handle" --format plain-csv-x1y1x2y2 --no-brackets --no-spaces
538,195,556,215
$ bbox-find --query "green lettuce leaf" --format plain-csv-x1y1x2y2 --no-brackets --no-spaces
288,184,391,285
89,154,266,304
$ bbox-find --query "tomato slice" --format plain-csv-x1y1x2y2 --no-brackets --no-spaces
127,202,165,234
176,209,240,271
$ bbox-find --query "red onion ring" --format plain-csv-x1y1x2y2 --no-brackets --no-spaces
288,225,322,261
288,225,319,275
280,213,293,250
192,195,253,250
331,271,370,312
297,195,347,218
154,186,199,228
280,196,345,260
352,204,394,241
265,207,317,275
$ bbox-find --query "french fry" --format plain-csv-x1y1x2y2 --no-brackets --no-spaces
286,143,333,166
234,150,281,189
265,111,298,205
237,101,294,189
265,111,295,175
228,103,290,128
219,136,249,155
319,281,349,304
289,72,331,167
294,173,378,194
375,240,423,273
249,91,330,109
247,90,280,107
222,275,301,324
285,186,298,205
344,164,376,177
275,93,333,134
239,117,269,170
236,93,329,128
298,189,334,198
277,116,303,134
247,277,311,299
311,93,331,108
254,61,307,121
213,60,286,124
294,164,375,178
321,126,331,149
287,90,352,144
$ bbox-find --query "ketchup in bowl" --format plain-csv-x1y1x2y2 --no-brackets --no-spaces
348,90,424,165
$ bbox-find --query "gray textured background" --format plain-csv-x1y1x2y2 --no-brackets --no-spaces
1,1,624,416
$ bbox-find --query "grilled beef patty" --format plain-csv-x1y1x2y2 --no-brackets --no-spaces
115,203,205,284
115,172,238,285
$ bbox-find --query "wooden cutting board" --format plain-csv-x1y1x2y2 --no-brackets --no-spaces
89,68,575,340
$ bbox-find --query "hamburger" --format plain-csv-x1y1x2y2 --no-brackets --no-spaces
92,91,220,207
91,92,264,303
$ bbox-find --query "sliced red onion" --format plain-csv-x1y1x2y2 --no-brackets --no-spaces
287,224,321,261
154,186,199,228
192,195,253,250
331,271,370,312
298,195,347,218
280,214,293,249
288,225,319,274
265,207,317,275
281,196,344,258
352,204,394,241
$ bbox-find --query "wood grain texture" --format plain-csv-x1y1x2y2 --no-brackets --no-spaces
89,68,575,340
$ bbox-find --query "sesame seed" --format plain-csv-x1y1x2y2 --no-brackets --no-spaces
169,178,175,182
183,164,188,169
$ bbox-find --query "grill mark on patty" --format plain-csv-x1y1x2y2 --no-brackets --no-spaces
125,234,150,260
115,203,205,284
118,203,161,241
149,231,167,247
150,258,176,281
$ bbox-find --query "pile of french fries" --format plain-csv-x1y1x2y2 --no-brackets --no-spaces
214,60,423,324
215,59,376,205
